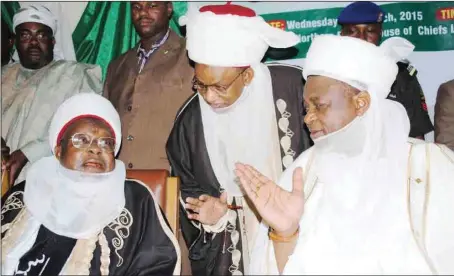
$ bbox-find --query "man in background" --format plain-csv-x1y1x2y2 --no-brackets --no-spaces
103,1,194,171
338,1,434,139
2,5,103,187
434,79,454,150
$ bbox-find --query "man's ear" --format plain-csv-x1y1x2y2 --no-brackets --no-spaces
54,145,62,160
353,91,371,116
166,2,173,18
242,67,255,86
52,37,56,46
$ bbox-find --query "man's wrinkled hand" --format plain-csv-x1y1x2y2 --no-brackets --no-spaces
185,192,228,225
4,150,28,186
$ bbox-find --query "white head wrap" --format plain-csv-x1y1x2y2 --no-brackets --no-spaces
48,93,122,156
179,3,300,67
24,93,125,240
12,4,67,61
13,5,57,35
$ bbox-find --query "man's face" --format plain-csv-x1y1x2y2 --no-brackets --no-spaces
131,1,172,39
193,63,254,109
340,23,382,45
55,118,116,174
15,22,54,69
303,76,370,140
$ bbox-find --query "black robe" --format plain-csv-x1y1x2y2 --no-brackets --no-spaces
166,63,312,275
1,180,178,276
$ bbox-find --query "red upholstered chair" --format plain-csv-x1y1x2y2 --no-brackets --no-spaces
125,169,180,235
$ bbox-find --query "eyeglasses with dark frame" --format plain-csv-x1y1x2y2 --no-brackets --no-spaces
192,69,247,95
69,133,116,153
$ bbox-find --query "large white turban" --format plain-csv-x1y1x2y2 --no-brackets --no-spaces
48,93,122,156
303,35,415,99
13,5,57,36
179,3,300,67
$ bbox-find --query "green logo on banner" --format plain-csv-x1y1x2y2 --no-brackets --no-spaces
261,2,454,60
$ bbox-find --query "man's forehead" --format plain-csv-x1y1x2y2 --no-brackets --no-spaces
195,63,239,83
65,117,111,134
16,22,51,32
342,23,381,29
304,76,347,99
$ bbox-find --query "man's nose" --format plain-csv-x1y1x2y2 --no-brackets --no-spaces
87,142,102,155
204,90,218,105
304,111,316,125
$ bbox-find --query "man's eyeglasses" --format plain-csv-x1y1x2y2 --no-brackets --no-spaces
192,69,246,95
69,133,116,153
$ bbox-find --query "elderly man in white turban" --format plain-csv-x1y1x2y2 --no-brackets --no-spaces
166,3,312,275
235,35,454,275
1,5,102,189
1,93,180,275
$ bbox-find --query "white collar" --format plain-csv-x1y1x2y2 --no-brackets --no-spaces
24,156,125,239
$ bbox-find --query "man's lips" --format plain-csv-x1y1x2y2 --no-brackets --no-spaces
83,159,104,168
309,129,324,139
139,19,153,26
28,49,42,56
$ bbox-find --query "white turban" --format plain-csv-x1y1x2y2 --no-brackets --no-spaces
48,93,122,156
13,5,57,35
303,35,415,99
179,3,300,67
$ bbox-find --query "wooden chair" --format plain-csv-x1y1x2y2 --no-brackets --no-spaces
1,169,10,198
125,169,180,237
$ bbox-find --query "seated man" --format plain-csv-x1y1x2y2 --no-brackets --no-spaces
235,35,454,275
1,93,180,275
167,3,312,275
2,5,102,187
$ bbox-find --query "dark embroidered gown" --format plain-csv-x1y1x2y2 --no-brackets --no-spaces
166,64,313,275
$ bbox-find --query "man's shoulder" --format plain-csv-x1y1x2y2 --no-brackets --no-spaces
109,48,137,68
174,93,199,123
266,62,304,79
124,179,159,204
408,138,454,164
396,60,418,78
439,79,454,92
49,60,100,72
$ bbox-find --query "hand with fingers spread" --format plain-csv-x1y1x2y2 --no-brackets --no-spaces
234,163,305,237
185,192,228,225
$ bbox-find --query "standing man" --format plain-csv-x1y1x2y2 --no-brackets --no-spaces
167,3,312,275
434,79,454,150
103,1,194,170
338,1,434,139
2,5,103,187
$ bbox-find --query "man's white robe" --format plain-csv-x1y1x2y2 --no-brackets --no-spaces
249,138,454,275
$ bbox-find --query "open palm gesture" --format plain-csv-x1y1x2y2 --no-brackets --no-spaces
234,163,305,236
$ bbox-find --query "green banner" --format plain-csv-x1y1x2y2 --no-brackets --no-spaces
261,2,454,60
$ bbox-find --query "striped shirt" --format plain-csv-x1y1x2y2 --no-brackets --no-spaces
137,29,170,73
